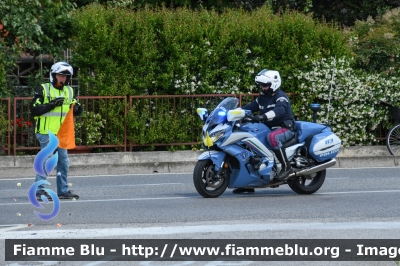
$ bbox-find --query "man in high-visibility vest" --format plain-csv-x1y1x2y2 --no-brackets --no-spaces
31,62,83,200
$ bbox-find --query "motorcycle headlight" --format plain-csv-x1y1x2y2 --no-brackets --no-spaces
208,129,226,142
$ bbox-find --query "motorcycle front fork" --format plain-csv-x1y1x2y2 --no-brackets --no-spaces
213,155,227,180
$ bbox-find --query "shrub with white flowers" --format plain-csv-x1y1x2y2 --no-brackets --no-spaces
75,111,106,145
171,44,260,95
292,56,400,146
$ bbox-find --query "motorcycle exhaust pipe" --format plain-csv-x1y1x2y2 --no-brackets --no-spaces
289,158,336,177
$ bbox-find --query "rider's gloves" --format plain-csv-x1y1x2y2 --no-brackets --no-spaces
49,97,64,108
72,104,83,116
252,114,267,123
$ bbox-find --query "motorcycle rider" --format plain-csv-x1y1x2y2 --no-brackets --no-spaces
233,69,295,194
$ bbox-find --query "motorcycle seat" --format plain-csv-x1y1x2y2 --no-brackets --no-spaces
281,131,298,148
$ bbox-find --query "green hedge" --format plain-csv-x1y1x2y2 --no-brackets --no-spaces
349,8,400,74
71,5,351,96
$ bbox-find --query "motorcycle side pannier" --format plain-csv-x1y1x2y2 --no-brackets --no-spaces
309,132,341,162
295,121,329,143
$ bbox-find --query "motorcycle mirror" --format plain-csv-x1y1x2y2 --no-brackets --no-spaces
196,108,208,121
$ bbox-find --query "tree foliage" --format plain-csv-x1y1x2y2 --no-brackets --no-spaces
0,0,76,56
349,8,400,74
0,41,20,97
271,0,400,26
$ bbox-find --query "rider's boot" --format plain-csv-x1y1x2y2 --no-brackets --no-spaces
273,148,293,181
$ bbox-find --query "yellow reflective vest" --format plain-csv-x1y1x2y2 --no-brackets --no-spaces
34,83,77,134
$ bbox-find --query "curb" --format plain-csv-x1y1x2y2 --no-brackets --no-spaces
0,146,397,179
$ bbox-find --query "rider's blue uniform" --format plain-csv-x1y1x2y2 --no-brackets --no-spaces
242,90,294,149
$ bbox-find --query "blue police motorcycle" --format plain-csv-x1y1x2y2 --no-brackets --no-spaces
193,97,341,198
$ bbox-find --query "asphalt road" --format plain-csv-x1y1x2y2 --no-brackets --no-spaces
1,167,400,266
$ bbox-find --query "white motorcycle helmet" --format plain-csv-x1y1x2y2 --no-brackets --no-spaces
255,69,281,92
49,62,73,88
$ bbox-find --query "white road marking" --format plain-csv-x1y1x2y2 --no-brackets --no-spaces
0,173,191,181
317,190,400,195
0,196,200,206
1,221,400,239
0,182,183,194
1,166,399,180
106,183,182,187
1,189,400,206
0,224,26,232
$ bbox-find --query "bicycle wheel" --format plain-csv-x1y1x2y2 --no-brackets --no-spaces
386,124,400,155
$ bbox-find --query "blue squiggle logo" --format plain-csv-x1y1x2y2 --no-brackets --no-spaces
28,180,60,220
29,131,60,221
33,132,59,176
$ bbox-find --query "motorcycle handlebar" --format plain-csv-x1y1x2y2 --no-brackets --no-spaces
242,114,254,123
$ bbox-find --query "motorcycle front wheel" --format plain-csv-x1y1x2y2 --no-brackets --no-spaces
287,169,326,194
193,159,229,198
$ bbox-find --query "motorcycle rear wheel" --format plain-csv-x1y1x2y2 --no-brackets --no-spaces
288,169,326,194
193,159,229,198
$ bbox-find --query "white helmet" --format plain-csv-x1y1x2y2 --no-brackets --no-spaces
255,69,281,92
50,62,73,87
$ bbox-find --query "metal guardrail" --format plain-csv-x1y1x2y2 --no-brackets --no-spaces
7,96,127,156
128,94,237,151
0,94,389,156
75,96,127,152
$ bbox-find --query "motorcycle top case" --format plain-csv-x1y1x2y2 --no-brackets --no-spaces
309,131,341,162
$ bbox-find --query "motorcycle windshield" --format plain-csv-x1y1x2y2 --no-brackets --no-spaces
206,97,239,128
